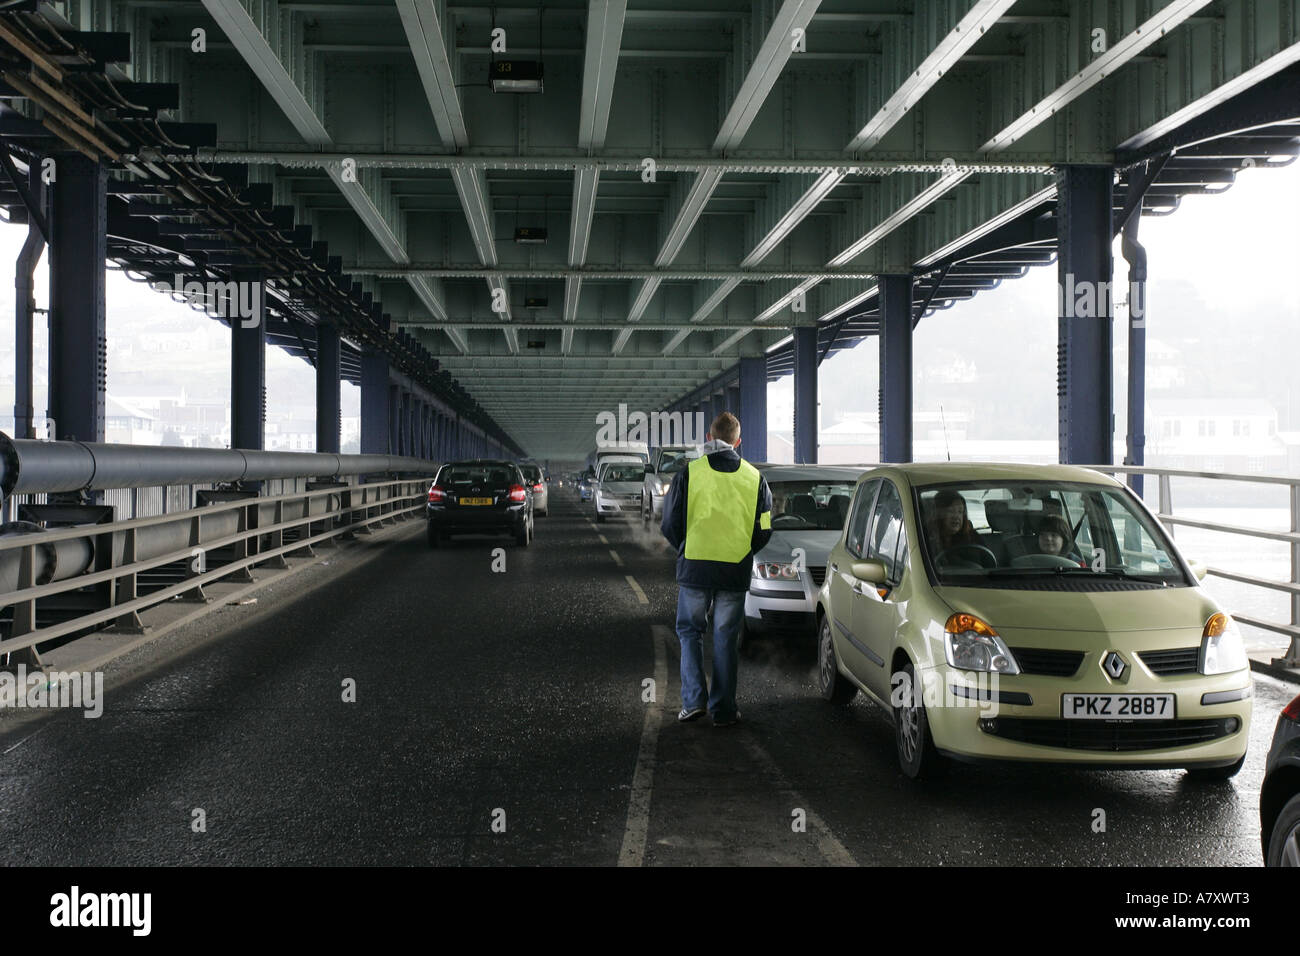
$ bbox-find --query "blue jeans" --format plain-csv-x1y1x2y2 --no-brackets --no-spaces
675,585,745,720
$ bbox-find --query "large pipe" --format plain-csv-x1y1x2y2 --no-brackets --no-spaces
0,436,435,498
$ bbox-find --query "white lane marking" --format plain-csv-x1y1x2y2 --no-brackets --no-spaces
625,575,649,605
2,723,51,756
609,549,624,567
738,734,859,867
598,534,609,545
619,625,669,866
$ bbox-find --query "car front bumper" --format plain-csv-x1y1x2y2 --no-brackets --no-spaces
922,661,1253,767
745,577,818,632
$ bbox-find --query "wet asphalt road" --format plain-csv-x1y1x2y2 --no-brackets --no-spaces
0,487,1293,866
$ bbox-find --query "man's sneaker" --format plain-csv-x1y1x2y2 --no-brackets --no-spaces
678,707,706,722
712,711,742,727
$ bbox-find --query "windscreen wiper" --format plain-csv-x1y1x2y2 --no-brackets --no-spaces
1049,566,1172,585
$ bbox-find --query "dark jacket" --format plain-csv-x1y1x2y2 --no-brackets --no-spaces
660,445,773,591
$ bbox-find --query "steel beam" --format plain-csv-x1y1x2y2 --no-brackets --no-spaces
49,154,107,444
316,323,341,454
878,274,912,463
360,351,391,455
14,160,45,441
738,356,767,464
1056,166,1114,466
230,274,266,451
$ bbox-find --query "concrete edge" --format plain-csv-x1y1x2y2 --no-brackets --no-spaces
0,516,424,708
1250,656,1300,687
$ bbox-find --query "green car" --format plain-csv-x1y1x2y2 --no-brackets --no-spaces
816,463,1253,779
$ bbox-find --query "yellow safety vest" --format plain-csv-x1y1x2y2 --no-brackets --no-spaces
684,456,767,563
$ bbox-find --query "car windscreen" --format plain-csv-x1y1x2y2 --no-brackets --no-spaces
601,464,644,483
657,450,700,474
442,466,516,487
768,480,857,531
915,479,1191,589
519,465,542,481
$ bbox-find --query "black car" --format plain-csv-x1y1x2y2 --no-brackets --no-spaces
426,459,534,548
1261,691,1300,866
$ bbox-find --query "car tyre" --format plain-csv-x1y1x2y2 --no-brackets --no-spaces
516,518,531,548
1185,754,1246,782
817,616,856,705
596,513,606,523
1266,793,1300,867
892,659,946,780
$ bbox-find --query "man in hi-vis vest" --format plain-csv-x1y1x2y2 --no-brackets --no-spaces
660,412,772,726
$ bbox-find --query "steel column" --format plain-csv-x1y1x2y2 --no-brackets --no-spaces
14,161,45,441
230,274,266,451
360,351,390,455
879,274,914,463
1057,165,1115,465
1121,195,1147,497
793,326,818,464
48,154,106,443
738,356,768,463
315,324,341,454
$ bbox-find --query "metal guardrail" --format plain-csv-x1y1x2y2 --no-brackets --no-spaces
1088,464,1300,667
0,476,429,664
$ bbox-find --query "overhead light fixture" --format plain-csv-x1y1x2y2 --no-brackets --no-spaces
514,225,548,244
491,60,544,94
524,296,548,309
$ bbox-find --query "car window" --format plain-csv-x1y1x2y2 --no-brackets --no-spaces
866,481,907,583
844,479,880,559
768,480,858,531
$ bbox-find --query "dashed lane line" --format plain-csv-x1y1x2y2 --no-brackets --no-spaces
618,625,669,866
609,550,624,567
625,575,649,605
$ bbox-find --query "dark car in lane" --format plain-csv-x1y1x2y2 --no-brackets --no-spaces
426,459,534,548
1261,691,1300,866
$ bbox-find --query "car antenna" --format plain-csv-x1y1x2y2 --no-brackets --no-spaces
939,404,951,461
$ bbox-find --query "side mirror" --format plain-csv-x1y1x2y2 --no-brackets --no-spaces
1187,558,1208,581
644,463,654,475
850,560,888,585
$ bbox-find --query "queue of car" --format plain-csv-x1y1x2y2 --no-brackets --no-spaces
425,451,1292,864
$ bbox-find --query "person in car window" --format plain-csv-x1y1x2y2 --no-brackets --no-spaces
929,489,978,551
1036,515,1083,563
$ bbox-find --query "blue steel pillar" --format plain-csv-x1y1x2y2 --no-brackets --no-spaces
793,326,818,464
1057,165,1114,465
49,154,107,443
389,386,402,456
230,273,266,451
738,357,768,462
879,274,913,463
315,324,341,454
360,351,390,454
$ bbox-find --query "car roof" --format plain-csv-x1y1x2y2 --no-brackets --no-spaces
863,461,1122,488
753,463,870,483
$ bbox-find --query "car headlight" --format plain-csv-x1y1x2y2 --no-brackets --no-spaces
753,562,800,580
1200,612,1248,675
943,613,1020,674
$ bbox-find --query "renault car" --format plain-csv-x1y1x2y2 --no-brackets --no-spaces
815,463,1252,780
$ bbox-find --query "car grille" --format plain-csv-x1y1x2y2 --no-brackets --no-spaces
1138,647,1200,675
759,609,813,627
1009,647,1085,677
980,717,1238,752
808,566,826,587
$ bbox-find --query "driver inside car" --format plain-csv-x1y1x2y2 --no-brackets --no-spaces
929,489,979,552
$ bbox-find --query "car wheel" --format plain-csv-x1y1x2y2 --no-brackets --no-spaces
426,523,440,548
892,659,945,779
818,616,856,705
1185,754,1246,782
1267,793,1300,867
596,513,606,523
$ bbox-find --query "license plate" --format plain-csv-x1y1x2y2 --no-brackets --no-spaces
460,497,493,506
1062,693,1175,720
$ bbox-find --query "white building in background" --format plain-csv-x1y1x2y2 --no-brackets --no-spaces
1146,398,1285,472
105,394,160,445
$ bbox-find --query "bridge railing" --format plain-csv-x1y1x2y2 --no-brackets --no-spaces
0,437,437,666
1087,464,1300,668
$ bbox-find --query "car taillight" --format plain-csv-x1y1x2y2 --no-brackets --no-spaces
533,482,543,491
508,485,527,502
428,485,446,503
1284,694,1300,722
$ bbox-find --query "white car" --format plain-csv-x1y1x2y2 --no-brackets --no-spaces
594,458,645,523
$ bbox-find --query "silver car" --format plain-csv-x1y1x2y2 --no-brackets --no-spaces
519,463,549,516
642,444,701,524
594,459,645,522
745,464,866,638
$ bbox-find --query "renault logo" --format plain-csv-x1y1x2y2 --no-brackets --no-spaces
1102,651,1127,679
